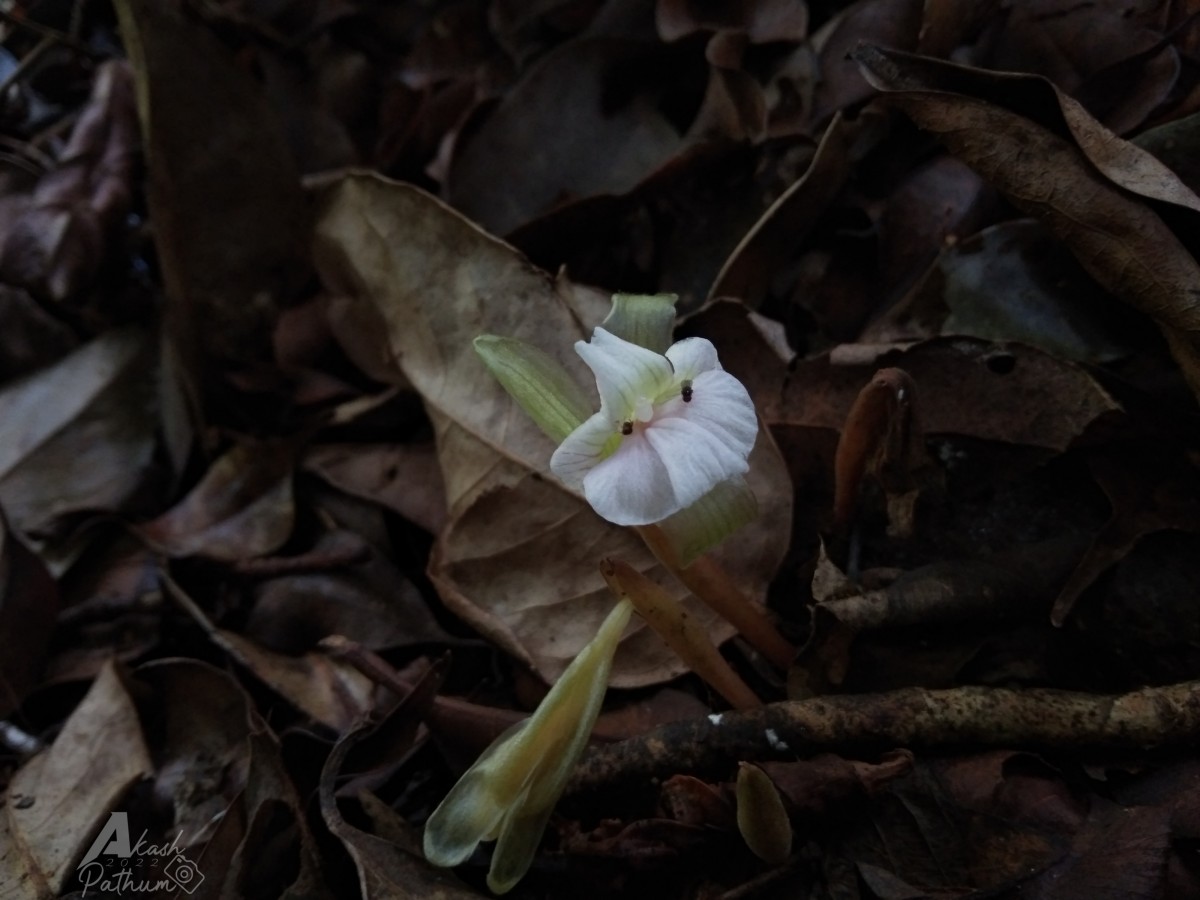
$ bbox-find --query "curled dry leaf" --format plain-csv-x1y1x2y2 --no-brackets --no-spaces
115,0,309,405
312,174,791,687
794,536,1088,696
138,441,295,562
164,573,375,732
446,38,693,235
776,337,1119,452
709,112,884,308
247,530,455,653
2,661,151,896
137,660,326,897
0,328,157,547
319,682,484,899
831,367,927,534
0,60,137,303
853,45,1200,400
869,219,1145,364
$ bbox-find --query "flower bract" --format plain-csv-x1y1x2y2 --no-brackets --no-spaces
550,328,758,526
423,598,633,894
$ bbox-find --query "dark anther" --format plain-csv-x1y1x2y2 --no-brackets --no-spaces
621,421,633,435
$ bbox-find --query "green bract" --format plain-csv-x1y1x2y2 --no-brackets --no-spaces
422,598,633,894
473,335,591,443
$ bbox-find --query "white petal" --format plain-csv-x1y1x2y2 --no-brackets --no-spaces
668,369,759,453
575,328,674,417
549,411,615,489
665,337,721,381
582,432,681,525
644,369,758,509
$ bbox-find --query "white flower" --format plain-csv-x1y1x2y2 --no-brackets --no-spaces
550,328,758,526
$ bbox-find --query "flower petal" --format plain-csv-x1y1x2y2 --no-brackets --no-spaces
643,370,758,510
665,368,759,453
488,799,557,894
422,718,530,867
575,328,674,417
549,411,616,489
665,337,721,382
582,432,680,526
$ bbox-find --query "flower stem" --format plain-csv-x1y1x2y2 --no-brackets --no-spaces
638,525,795,671
601,558,762,710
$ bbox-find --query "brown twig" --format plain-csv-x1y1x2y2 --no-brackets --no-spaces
567,680,1200,795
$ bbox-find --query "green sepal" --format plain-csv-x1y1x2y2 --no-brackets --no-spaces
474,335,592,442
601,293,677,354
657,476,758,565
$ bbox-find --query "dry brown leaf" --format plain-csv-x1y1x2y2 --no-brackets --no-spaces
854,45,1200,398
303,442,448,534
868,219,1145,364
3,661,151,896
709,112,883,307
138,441,295,561
115,0,309,411
137,660,327,898
312,174,791,687
0,60,137,304
164,573,375,732
445,37,692,235
775,338,1119,452
807,0,923,128
0,328,156,548
247,530,455,652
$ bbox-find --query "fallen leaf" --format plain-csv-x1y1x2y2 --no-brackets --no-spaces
164,573,375,732
4,661,151,896
840,756,1067,896
775,337,1120,452
854,45,1200,399
807,0,923,128
0,60,137,303
709,112,884,308
445,37,695,235
0,328,157,547
869,219,1148,363
735,762,792,864
115,0,309,412
319,675,485,899
138,441,295,561
303,441,448,534
246,530,454,652
136,659,327,898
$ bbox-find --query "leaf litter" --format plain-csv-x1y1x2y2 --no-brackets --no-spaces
1,2,1200,899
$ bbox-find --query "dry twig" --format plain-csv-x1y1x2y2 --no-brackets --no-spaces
568,680,1200,795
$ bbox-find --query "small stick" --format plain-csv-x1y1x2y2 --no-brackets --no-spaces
568,680,1200,795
